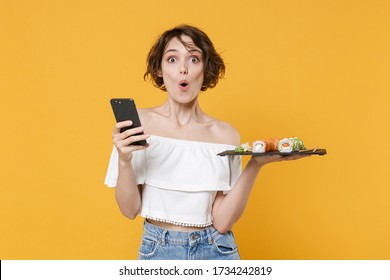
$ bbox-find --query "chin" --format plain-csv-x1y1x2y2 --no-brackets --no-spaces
174,97,197,105
169,92,199,104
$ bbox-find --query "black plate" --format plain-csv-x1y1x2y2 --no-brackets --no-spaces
218,149,327,157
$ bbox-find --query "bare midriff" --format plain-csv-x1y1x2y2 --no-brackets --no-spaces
146,219,208,232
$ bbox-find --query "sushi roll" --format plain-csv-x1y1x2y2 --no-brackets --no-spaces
269,137,279,151
289,137,306,151
253,138,279,153
278,137,306,153
253,140,266,153
278,138,294,153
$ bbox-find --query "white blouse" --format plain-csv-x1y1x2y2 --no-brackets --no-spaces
104,135,242,227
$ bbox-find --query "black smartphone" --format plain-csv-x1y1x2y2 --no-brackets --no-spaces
110,98,147,146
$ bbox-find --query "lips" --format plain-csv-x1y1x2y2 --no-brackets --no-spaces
178,80,189,91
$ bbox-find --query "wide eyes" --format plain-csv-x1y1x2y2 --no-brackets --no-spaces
190,57,199,63
166,56,200,63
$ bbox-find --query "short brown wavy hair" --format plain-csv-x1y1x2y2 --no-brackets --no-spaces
144,25,225,91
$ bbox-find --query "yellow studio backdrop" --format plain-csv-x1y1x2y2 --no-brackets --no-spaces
1,0,389,259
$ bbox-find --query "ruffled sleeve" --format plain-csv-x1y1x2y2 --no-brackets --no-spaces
223,155,242,194
104,146,146,187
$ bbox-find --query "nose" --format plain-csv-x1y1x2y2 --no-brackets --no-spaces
180,62,188,75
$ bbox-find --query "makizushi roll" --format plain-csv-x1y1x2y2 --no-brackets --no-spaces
278,137,306,153
253,140,266,153
253,138,279,153
278,138,294,153
291,137,306,151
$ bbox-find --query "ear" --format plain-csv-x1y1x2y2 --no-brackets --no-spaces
156,69,163,77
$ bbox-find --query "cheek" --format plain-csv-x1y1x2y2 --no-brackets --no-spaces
194,66,205,80
160,68,175,82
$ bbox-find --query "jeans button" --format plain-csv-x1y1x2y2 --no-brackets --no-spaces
191,234,199,240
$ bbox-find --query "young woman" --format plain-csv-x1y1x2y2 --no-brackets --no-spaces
105,25,308,260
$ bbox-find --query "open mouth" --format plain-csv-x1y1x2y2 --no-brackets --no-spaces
178,81,189,91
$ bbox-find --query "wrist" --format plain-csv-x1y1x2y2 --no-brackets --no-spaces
118,158,133,168
248,157,264,170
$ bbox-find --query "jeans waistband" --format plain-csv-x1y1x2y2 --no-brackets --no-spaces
143,220,220,246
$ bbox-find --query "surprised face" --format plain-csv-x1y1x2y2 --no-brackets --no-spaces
160,35,204,104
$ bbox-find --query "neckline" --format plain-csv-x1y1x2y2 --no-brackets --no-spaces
149,134,236,148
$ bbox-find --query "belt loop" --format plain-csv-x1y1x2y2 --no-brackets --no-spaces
206,227,213,245
161,229,167,246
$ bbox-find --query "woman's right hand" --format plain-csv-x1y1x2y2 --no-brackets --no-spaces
112,120,150,164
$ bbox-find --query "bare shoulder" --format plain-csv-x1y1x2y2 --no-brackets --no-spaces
209,118,241,146
137,107,165,134
137,107,148,120
137,107,157,125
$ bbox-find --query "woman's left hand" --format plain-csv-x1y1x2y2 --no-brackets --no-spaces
250,153,311,167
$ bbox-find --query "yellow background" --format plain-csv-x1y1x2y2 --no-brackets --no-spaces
1,0,389,259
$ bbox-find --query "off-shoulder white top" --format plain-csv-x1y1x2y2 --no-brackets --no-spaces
104,135,242,227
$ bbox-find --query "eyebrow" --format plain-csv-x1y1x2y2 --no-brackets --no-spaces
164,48,202,55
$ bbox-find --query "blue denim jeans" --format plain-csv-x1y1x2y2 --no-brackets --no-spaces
138,220,240,260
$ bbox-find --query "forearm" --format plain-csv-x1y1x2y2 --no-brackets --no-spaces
213,158,262,233
115,160,142,219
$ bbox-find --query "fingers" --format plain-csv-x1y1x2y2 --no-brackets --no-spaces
251,154,282,165
114,132,149,163
281,154,311,161
115,142,148,163
117,142,148,154
120,133,150,146
117,126,146,141
112,121,150,164
112,121,147,141
251,153,311,166
112,120,133,135
269,154,311,162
